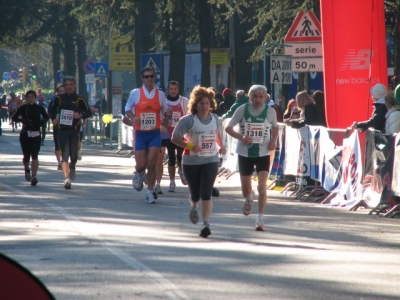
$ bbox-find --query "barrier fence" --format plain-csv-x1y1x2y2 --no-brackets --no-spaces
85,116,400,217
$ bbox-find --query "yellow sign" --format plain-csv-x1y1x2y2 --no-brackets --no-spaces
110,33,135,71
210,49,229,65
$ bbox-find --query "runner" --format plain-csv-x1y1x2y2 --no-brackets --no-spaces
171,86,226,238
7,92,22,132
225,85,278,231
12,90,49,186
165,81,189,191
125,67,172,204
50,76,92,189
48,85,65,170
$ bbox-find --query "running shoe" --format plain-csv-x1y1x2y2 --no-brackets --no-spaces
168,181,176,192
199,221,211,238
132,171,144,191
31,176,38,186
145,190,157,204
243,191,255,216
189,206,199,224
255,218,265,231
25,170,32,182
57,162,62,170
178,169,187,185
154,184,163,194
78,150,82,161
64,178,71,190
69,168,77,181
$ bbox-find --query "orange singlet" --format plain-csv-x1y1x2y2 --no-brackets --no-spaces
134,88,161,131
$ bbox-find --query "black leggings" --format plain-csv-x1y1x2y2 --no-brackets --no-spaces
166,139,183,166
53,126,60,151
183,162,219,202
19,132,41,162
57,129,80,168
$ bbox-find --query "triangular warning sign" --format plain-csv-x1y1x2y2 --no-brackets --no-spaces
96,65,107,76
284,10,322,42
145,58,160,72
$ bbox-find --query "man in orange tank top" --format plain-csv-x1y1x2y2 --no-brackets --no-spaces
125,67,172,204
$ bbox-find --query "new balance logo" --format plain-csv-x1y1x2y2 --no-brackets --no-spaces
339,49,373,71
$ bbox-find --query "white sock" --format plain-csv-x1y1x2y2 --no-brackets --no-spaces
257,213,263,220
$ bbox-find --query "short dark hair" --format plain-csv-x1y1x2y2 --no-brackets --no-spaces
25,90,37,98
167,81,179,88
63,76,76,86
141,67,155,77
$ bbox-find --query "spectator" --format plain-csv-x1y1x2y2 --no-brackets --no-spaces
312,90,327,127
214,92,225,116
351,83,387,132
285,91,322,128
384,92,400,134
222,90,249,120
36,88,47,105
220,88,235,112
283,99,297,120
121,93,129,115
267,94,283,122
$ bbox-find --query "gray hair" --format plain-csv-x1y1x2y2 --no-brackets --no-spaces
248,85,268,97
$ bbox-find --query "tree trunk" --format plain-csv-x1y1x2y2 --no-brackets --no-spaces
52,41,61,91
134,0,156,87
168,0,186,92
197,0,212,87
76,36,87,97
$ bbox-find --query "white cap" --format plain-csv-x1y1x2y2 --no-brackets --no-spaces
370,83,387,100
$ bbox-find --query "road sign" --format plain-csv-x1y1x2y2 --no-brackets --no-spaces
3,72,10,81
141,54,162,73
110,33,135,71
83,59,96,74
284,10,322,43
55,70,65,83
291,57,323,72
284,42,322,57
95,62,108,78
10,70,19,80
85,74,95,84
270,55,292,84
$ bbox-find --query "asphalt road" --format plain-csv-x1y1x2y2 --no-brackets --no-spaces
1,122,399,300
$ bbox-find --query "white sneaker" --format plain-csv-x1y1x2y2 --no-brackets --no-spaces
255,218,264,231
64,178,71,190
243,191,255,216
132,171,144,191
145,190,157,204
168,181,176,192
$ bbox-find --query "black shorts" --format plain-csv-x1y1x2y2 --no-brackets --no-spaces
238,155,270,176
161,138,169,148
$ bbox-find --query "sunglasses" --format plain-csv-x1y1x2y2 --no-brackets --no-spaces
143,75,155,79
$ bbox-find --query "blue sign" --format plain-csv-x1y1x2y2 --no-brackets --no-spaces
10,71,19,80
55,70,65,83
83,59,96,74
3,72,10,81
95,62,108,78
141,54,162,74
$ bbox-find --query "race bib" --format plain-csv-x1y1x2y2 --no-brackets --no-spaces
244,122,266,144
197,134,217,156
171,112,181,127
27,131,40,138
140,113,156,130
60,109,74,126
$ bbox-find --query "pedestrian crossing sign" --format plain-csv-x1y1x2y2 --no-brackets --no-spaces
141,54,162,74
284,10,322,43
95,62,108,78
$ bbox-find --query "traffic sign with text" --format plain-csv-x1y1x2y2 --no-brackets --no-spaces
291,57,323,72
270,55,292,84
284,42,322,57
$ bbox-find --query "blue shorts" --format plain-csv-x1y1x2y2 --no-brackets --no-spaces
135,129,161,151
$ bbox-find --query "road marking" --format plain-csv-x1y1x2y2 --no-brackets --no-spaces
0,181,188,300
